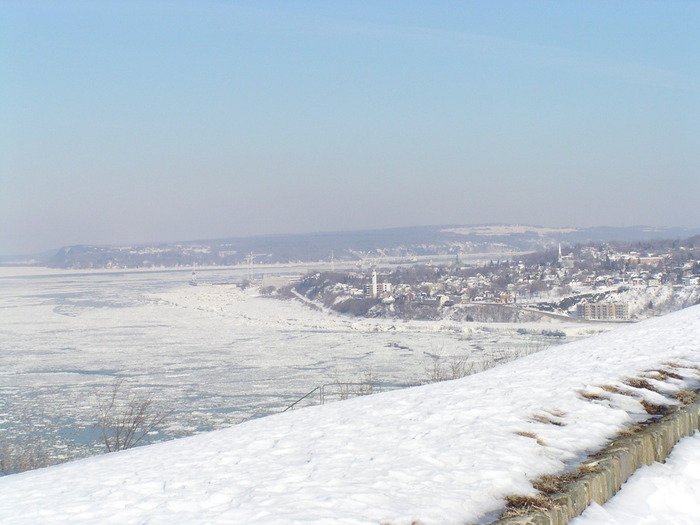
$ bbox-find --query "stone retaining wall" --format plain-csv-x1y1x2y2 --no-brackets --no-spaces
491,396,700,525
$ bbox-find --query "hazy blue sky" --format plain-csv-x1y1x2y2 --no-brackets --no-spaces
2,1,699,254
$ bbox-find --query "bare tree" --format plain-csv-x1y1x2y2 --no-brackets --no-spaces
97,380,169,452
331,370,380,401
427,353,475,383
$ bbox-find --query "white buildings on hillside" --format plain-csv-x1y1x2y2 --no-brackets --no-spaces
364,270,392,298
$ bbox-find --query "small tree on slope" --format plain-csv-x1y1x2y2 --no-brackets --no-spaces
97,380,169,452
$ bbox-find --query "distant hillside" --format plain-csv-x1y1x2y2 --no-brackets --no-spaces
20,224,700,269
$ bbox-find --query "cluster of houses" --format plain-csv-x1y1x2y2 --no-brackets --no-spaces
300,243,700,320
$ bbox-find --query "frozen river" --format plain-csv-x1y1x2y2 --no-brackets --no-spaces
0,266,611,461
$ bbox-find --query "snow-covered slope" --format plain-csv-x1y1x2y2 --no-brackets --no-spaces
2,306,700,525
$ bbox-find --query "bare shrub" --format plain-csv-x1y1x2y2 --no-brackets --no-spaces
0,439,54,475
448,357,474,379
332,371,380,401
427,354,444,383
97,380,169,452
426,353,475,383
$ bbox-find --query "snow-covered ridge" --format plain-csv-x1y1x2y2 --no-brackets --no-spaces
442,225,579,236
2,306,700,525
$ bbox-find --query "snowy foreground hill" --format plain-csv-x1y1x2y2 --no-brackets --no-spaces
2,307,700,525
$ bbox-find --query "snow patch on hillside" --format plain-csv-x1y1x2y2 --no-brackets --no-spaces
613,284,700,318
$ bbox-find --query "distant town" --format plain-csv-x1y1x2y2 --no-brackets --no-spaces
273,237,700,323
5,223,698,324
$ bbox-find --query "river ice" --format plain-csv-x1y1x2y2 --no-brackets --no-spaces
0,266,610,459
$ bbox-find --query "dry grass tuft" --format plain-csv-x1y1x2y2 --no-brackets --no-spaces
646,368,684,381
599,384,625,395
578,390,607,401
643,370,668,381
531,463,598,495
532,472,581,494
502,494,553,517
672,390,697,404
544,408,566,418
515,430,538,439
515,430,547,446
531,414,567,426
640,400,671,416
662,361,685,368
623,377,659,392
503,378,699,522
661,361,700,373
616,424,644,438
577,463,597,475
664,371,685,380
600,382,646,398
532,475,565,495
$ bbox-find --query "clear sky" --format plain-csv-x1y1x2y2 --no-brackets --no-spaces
2,0,699,254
